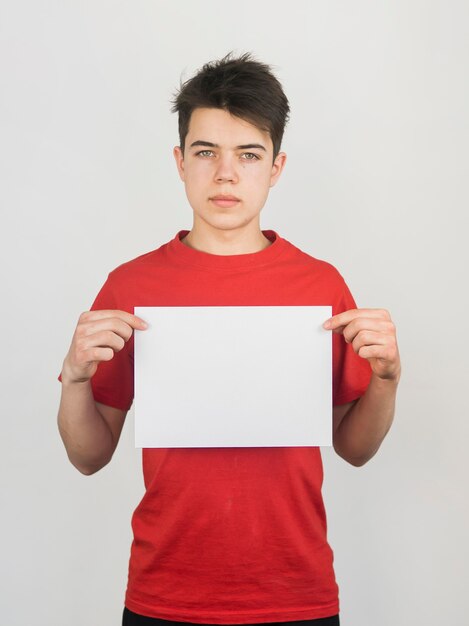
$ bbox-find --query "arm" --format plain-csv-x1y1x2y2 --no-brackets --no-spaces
326,308,401,467
57,381,127,475
57,309,147,475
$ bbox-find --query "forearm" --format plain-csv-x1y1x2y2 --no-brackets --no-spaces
57,377,114,475
334,373,399,466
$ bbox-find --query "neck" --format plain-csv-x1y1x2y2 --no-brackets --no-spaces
181,223,271,256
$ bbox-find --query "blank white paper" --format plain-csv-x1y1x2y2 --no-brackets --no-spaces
134,306,332,448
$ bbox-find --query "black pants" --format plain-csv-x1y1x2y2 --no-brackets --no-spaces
122,608,340,626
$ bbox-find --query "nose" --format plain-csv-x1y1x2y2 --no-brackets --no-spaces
214,154,239,183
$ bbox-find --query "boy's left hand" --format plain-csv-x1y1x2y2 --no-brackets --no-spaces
323,308,401,382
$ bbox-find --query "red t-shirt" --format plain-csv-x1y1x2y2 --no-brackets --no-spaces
62,230,372,623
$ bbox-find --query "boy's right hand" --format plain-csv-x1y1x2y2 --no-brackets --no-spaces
61,310,148,385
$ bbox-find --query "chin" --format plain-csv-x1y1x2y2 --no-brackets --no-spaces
204,216,259,232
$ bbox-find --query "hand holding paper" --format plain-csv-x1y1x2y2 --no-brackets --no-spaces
61,309,148,384
323,308,400,382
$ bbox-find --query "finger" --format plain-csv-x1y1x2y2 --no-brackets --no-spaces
80,347,115,364
79,309,147,329
342,318,395,344
357,345,389,360
323,308,391,331
77,330,126,354
79,317,136,342
351,330,389,354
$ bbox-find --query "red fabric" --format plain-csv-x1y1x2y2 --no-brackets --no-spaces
60,230,372,623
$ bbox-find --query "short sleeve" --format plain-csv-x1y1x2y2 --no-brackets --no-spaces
332,277,372,406
57,273,134,411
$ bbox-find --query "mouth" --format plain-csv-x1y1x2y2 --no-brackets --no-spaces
210,195,241,208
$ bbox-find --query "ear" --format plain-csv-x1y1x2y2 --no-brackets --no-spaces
173,146,185,182
269,152,287,188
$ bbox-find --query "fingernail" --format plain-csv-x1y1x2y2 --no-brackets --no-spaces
323,319,332,329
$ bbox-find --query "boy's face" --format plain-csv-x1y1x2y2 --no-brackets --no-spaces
173,107,286,236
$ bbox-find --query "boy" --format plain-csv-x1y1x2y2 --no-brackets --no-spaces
58,52,400,625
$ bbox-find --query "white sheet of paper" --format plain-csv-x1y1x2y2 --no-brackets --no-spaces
134,306,332,448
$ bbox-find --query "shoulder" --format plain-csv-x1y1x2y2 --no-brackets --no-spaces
283,237,348,286
105,242,168,284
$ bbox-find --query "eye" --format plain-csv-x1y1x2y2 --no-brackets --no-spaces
195,150,214,157
242,153,260,161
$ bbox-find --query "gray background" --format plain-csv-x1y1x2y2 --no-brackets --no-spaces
1,1,468,624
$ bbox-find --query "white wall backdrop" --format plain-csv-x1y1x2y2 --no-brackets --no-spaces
1,1,468,625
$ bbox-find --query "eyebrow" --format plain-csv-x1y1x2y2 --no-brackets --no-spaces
190,140,267,152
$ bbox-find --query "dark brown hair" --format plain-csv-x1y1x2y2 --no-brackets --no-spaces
170,51,290,162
